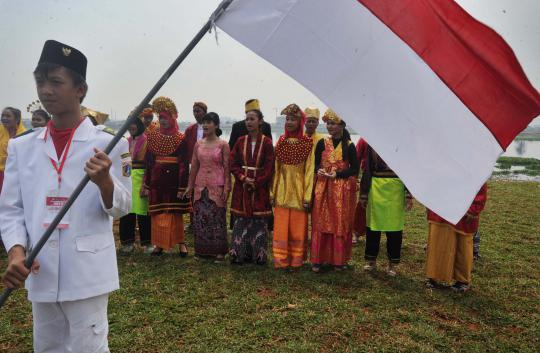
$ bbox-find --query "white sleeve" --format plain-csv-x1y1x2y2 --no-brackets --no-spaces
0,141,28,252
99,138,132,218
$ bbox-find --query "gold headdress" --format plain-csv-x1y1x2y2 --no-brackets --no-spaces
281,103,302,118
304,107,320,120
81,106,109,125
245,99,260,113
322,108,344,125
152,96,177,117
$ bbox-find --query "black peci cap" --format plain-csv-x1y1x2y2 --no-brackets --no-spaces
37,40,87,79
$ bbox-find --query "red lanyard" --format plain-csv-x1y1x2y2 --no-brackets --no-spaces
44,119,84,187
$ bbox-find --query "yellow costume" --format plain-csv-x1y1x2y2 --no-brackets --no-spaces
307,132,325,149
272,104,315,268
0,122,26,172
272,139,315,210
304,107,325,159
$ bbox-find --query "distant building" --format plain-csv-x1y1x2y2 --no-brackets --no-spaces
275,115,286,128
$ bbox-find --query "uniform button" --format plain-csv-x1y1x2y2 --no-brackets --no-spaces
49,240,58,249
166,170,170,174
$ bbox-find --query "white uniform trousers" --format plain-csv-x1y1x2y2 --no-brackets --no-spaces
32,293,109,353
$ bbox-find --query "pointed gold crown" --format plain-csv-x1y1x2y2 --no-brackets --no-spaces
245,99,260,113
304,107,320,119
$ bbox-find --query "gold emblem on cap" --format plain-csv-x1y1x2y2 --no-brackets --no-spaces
62,47,72,56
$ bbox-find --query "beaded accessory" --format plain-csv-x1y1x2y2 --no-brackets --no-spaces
275,135,313,165
147,129,185,156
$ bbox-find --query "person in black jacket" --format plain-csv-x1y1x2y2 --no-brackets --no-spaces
228,99,272,150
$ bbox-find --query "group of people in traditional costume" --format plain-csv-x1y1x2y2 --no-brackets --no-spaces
1,93,488,294
0,39,491,352
113,95,488,294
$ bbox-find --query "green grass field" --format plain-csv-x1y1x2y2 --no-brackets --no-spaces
1,180,539,352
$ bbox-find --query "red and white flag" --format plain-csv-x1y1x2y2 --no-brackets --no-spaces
217,0,540,223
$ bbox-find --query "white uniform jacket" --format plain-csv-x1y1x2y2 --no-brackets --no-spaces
0,118,131,302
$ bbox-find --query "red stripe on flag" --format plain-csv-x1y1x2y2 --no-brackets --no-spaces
357,0,540,148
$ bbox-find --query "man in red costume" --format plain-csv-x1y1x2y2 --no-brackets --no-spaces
184,101,207,164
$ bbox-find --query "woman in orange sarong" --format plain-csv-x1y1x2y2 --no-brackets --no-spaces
310,109,359,272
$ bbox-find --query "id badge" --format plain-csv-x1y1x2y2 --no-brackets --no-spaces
121,152,132,177
43,189,71,229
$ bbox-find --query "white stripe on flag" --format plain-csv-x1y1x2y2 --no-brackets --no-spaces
218,0,503,223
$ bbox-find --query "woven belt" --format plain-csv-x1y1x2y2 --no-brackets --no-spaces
156,156,178,164
373,171,398,178
132,161,146,169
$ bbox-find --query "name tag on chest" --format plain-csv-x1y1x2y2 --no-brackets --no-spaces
43,189,71,229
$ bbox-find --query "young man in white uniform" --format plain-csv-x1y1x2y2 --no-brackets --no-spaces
0,40,131,352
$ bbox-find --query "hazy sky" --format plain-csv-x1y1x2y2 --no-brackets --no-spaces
1,0,539,124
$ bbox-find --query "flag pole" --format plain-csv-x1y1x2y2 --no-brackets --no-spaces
0,0,235,309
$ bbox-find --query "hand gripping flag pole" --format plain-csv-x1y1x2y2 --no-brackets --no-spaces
0,0,235,309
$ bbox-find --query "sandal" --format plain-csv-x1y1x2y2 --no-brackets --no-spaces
425,279,437,289
179,244,188,258
451,282,470,293
363,261,376,272
150,247,163,256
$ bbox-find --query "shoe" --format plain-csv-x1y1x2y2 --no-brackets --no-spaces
425,279,437,289
143,245,155,254
352,235,359,244
363,261,376,272
179,244,188,258
214,255,225,263
387,263,398,277
120,244,134,254
311,264,322,273
333,265,348,271
150,247,163,256
451,282,470,293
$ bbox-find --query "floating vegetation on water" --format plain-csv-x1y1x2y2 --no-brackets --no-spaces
515,134,540,141
494,156,540,177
